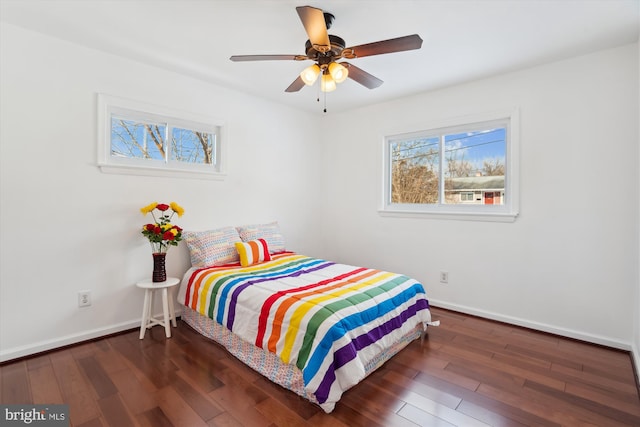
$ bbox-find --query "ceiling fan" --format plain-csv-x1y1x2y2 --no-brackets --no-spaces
229,5,423,94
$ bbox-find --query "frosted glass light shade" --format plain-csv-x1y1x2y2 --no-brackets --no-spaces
300,64,321,85
320,73,337,92
328,62,348,83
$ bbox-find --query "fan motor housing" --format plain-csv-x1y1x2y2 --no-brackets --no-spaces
305,35,346,60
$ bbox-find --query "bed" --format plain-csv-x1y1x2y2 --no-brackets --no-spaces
176,222,432,413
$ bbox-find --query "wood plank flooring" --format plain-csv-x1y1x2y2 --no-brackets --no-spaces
1,307,639,426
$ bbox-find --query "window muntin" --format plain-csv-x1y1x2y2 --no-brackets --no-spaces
382,111,518,221
98,94,225,179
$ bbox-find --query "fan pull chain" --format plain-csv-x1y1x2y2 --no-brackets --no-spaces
315,81,327,113
323,90,327,113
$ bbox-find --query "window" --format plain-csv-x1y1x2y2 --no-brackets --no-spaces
98,94,226,179
460,192,475,202
381,109,519,221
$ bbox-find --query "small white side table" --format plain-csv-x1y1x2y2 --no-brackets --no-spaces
136,277,180,339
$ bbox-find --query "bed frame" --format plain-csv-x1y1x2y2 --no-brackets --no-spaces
181,305,425,411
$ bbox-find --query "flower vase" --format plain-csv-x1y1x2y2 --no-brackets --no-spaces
152,253,167,282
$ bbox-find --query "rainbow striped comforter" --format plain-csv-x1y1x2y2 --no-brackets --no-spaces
178,253,431,412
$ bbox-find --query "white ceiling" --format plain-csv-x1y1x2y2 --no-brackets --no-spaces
1,0,638,114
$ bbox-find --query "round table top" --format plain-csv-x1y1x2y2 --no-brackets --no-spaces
136,277,180,289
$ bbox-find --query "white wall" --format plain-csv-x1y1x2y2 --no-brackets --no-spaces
1,21,638,365
322,44,639,349
0,24,325,361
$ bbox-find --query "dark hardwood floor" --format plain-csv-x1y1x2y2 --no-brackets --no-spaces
1,307,639,426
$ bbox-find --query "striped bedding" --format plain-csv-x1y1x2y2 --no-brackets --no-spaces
177,252,431,413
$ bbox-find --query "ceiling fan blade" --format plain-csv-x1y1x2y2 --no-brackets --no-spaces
347,34,423,58
285,76,306,93
230,54,300,62
296,6,330,52
342,62,383,89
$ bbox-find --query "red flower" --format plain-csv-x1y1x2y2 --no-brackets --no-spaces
140,201,184,251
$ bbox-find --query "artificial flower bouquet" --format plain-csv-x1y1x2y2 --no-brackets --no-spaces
140,202,184,253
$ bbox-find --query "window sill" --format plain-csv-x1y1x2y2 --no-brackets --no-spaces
98,163,226,180
378,208,518,223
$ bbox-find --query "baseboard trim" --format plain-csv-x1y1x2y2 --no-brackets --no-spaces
0,319,141,363
1,302,634,367
429,299,631,351
0,308,183,363
632,342,640,391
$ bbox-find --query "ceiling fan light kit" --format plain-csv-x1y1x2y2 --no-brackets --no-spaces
328,62,348,83
320,72,337,92
300,64,321,85
230,5,423,107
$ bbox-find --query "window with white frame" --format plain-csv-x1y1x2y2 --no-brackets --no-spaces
381,109,519,221
97,94,226,179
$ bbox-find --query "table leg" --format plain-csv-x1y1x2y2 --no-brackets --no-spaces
162,288,171,338
139,289,151,339
168,287,177,328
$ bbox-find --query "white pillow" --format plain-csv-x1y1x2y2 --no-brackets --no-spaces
236,221,286,254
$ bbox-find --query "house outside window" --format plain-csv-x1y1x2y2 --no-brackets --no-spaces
98,94,226,179
448,177,505,205
459,191,476,203
381,109,519,222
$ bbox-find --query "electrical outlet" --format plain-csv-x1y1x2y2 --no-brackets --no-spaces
440,271,449,284
78,290,91,307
